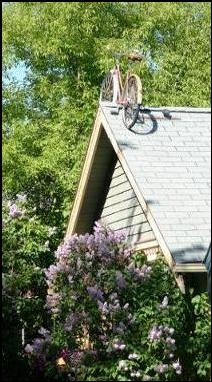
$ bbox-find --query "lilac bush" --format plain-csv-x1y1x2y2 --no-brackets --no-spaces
2,192,60,381
24,222,195,381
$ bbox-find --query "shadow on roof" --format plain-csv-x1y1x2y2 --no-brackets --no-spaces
171,244,208,263
130,110,158,135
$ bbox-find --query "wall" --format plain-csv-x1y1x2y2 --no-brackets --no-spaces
100,159,156,248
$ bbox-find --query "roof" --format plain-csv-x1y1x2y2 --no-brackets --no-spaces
99,102,211,264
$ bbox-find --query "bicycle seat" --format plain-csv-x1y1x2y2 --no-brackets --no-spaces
127,52,144,62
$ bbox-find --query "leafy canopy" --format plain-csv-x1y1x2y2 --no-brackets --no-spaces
3,2,211,226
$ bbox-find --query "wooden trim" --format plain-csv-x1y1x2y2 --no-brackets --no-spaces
66,109,102,236
175,274,185,294
100,108,175,270
174,263,207,273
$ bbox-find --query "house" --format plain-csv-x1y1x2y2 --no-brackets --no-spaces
66,101,211,294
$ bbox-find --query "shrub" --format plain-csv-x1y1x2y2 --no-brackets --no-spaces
24,222,201,381
186,294,211,380
2,192,60,381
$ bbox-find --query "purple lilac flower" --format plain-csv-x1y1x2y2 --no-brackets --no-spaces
93,221,106,234
38,327,50,337
69,350,84,367
9,203,23,218
44,264,59,281
85,235,96,251
87,286,104,301
136,264,152,280
159,296,169,309
116,271,127,289
31,338,45,354
166,337,175,345
97,300,109,314
107,229,126,245
55,242,71,259
64,312,81,331
25,344,34,354
112,339,126,350
45,261,70,283
172,360,182,375
148,326,163,342
128,352,139,360
161,325,175,337
109,300,120,312
154,364,169,374
123,248,132,258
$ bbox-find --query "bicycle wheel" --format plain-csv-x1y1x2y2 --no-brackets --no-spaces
122,74,142,129
99,71,114,102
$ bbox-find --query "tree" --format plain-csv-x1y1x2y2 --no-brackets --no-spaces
3,3,211,228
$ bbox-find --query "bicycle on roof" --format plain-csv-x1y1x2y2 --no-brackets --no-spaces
99,50,144,129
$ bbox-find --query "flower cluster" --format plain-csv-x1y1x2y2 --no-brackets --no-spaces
128,262,152,281
25,327,50,356
112,338,126,351
148,324,175,344
5,194,27,219
148,324,182,376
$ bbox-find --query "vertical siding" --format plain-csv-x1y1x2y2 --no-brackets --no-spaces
100,160,156,246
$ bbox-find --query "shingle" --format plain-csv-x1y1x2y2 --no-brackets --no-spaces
100,102,211,264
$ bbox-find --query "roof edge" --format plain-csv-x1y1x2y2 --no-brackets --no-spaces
100,102,211,113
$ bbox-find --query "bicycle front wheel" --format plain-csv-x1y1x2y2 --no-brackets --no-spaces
122,74,142,129
99,71,114,102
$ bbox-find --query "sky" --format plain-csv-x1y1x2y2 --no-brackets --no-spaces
4,61,27,85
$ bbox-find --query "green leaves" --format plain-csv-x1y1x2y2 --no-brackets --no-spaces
2,2,211,226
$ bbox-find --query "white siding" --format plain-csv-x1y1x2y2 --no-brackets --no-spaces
100,160,156,246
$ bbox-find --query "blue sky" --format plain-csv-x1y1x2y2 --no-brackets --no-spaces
5,61,27,84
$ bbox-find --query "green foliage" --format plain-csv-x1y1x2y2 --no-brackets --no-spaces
186,294,211,380
2,2,211,227
2,194,60,381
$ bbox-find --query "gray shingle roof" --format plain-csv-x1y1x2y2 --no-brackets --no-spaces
100,102,211,264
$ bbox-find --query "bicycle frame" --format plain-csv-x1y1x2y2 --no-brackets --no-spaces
110,63,130,105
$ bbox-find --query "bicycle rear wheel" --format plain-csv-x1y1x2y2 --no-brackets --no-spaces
122,74,142,129
99,71,114,102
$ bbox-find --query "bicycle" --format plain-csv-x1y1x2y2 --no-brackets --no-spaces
99,51,143,129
